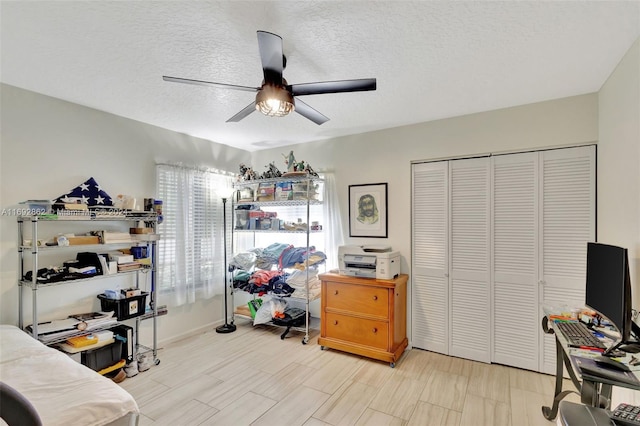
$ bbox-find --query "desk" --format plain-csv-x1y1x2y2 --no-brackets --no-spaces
541,315,640,420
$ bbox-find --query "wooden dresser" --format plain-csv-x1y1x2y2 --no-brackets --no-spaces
317,273,408,367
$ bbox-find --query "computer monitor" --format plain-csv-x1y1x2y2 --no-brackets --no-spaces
585,242,636,353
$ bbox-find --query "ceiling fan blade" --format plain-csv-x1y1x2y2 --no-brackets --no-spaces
288,78,377,96
257,31,284,84
294,98,329,125
226,102,257,122
163,76,259,92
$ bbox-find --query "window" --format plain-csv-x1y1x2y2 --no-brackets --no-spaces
156,164,233,306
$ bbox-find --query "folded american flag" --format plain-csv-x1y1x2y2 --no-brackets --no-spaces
55,177,114,206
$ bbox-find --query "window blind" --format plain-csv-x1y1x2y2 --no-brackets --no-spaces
156,164,233,305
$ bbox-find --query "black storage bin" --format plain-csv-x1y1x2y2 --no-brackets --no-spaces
97,292,148,320
81,340,122,371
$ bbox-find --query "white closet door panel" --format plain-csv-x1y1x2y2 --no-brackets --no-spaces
412,275,448,354
449,158,490,362
451,277,491,361
412,161,449,353
494,281,538,368
540,146,595,293
492,153,539,370
540,146,595,374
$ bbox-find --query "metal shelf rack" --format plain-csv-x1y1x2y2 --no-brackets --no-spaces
17,211,161,365
231,175,324,344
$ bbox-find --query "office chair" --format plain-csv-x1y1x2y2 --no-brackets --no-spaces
0,381,42,426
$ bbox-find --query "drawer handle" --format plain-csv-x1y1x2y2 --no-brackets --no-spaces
372,295,378,301
333,320,338,325
372,327,378,333
334,290,339,295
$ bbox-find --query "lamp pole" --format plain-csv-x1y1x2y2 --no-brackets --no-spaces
216,196,236,333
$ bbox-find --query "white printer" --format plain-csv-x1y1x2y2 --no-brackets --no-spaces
338,245,401,279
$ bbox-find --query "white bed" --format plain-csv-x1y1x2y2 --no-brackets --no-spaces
0,324,139,426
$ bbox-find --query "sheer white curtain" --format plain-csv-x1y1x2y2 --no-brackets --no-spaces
322,173,344,270
156,164,234,306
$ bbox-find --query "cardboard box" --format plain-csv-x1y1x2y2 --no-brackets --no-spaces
256,183,275,201
122,288,141,298
129,227,154,234
56,235,100,245
108,252,134,264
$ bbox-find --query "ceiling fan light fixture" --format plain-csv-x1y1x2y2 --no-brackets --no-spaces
164,31,376,125
255,83,294,117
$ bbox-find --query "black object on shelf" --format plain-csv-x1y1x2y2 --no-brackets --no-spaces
216,195,236,334
82,340,122,371
110,324,134,363
76,252,103,275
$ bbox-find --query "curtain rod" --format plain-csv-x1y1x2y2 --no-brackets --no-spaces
156,162,236,177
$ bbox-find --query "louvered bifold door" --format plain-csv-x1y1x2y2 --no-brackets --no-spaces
491,152,540,370
449,157,491,362
411,161,449,354
540,146,595,374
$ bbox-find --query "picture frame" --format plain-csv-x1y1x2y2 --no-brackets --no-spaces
348,183,388,238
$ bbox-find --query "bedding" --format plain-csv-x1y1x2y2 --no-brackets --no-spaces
0,324,139,426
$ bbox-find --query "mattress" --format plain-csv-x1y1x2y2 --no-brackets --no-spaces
0,325,139,426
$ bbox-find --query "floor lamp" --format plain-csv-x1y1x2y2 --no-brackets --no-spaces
216,191,236,333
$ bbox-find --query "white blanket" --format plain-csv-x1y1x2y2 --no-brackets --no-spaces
0,325,139,426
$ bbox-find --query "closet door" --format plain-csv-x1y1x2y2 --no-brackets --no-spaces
449,158,491,362
540,146,595,374
411,161,449,354
491,152,540,370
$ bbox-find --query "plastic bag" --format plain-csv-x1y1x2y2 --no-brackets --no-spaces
248,299,263,319
253,297,287,325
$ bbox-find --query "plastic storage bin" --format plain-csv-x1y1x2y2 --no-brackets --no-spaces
81,340,122,371
97,292,148,320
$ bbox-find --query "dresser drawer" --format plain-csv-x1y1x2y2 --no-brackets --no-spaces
325,282,389,317
324,312,388,350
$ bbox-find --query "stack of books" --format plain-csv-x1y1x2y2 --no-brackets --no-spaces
117,262,142,272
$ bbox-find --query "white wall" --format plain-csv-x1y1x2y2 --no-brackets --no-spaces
598,37,640,408
598,38,640,307
0,84,251,343
252,94,599,279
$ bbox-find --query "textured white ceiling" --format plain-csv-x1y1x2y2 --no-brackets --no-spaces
1,1,639,151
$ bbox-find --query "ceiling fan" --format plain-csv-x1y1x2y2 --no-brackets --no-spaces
163,30,377,125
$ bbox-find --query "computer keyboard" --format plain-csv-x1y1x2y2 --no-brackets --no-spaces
555,321,607,350
610,403,640,426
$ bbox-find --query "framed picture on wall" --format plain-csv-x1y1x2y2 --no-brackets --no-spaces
349,183,388,238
